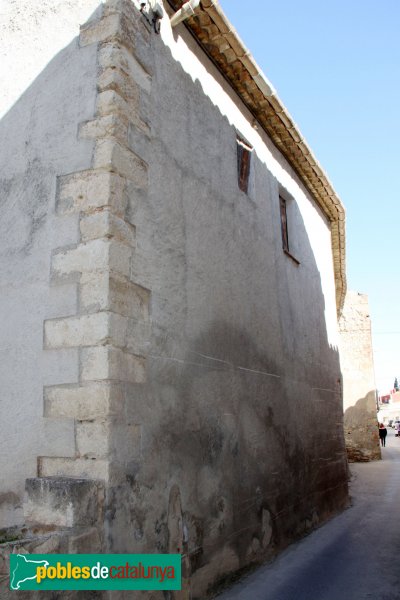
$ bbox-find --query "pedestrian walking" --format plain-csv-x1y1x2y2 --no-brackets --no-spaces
379,423,387,447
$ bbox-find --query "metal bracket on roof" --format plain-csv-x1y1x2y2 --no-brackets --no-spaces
140,1,164,34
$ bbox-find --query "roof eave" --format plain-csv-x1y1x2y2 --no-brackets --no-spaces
166,0,346,316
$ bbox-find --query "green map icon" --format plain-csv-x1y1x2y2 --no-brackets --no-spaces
10,554,49,590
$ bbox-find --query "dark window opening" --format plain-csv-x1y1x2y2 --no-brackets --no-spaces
280,196,289,252
237,138,252,193
279,195,300,265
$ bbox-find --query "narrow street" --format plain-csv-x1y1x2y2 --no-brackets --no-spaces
218,429,400,600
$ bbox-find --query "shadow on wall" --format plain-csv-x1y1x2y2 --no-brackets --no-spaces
0,6,104,256
344,391,381,462
107,28,349,599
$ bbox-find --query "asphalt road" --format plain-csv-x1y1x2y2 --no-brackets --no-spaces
217,429,400,600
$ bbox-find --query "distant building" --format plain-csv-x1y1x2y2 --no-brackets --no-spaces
378,390,400,425
339,291,381,461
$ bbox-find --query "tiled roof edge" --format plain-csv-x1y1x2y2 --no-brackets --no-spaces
166,0,346,315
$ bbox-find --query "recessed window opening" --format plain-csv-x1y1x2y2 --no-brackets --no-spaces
237,137,252,194
279,194,300,265
280,196,289,252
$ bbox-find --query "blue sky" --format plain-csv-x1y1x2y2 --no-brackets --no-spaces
219,0,400,393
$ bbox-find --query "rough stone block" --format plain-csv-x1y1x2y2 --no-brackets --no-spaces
57,170,127,216
111,346,146,383
45,311,148,352
112,277,150,320
102,0,127,17
80,210,135,246
52,239,109,277
109,312,133,349
111,311,150,353
98,42,152,93
98,66,140,105
128,122,151,162
76,421,110,458
80,271,150,319
94,138,148,188
44,382,125,420
44,313,110,349
80,271,110,313
104,240,132,275
103,0,140,21
24,478,104,528
138,88,152,131
79,13,121,47
81,346,146,383
81,346,109,381
96,89,139,126
79,114,128,144
52,239,132,279
38,458,110,481
124,318,151,355
80,10,141,55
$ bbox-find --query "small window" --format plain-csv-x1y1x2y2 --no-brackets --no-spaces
279,195,300,265
279,196,289,252
237,138,252,193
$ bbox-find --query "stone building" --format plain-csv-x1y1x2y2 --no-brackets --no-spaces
339,291,381,461
0,0,349,596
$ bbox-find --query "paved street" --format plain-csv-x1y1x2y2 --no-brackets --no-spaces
218,429,400,600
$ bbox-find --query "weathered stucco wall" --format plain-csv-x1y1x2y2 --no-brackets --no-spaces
339,291,380,461
0,0,103,118
0,1,348,596
105,14,348,594
0,1,99,528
